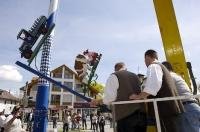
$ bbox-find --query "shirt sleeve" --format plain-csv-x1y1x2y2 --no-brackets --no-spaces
143,64,163,96
103,74,119,105
4,115,13,123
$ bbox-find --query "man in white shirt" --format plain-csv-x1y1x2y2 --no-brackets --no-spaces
91,62,146,132
129,50,163,99
63,111,71,132
129,49,185,132
162,61,195,99
162,61,200,132
4,105,25,132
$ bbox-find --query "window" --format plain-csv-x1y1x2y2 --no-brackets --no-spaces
76,96,85,102
51,95,60,105
62,94,72,105
52,82,61,92
53,73,62,78
52,68,62,78
64,70,73,79
63,82,73,92
75,84,83,93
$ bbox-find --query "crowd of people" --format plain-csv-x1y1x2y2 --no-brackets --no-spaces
0,106,110,132
61,109,108,132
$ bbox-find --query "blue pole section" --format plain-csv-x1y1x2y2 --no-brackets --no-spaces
33,0,59,131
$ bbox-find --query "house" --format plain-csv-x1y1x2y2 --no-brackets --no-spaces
0,89,19,114
20,64,97,120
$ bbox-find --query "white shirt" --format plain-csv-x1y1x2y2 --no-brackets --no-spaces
0,115,6,128
103,74,119,105
63,114,71,124
92,115,98,123
170,72,191,96
143,62,163,96
170,72,195,101
4,115,24,132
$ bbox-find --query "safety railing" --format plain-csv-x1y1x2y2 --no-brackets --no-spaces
111,94,200,132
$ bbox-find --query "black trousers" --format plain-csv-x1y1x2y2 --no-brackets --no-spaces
63,123,69,132
117,111,147,132
99,123,105,132
82,119,87,129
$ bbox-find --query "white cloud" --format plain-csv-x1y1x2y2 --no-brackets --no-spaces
0,65,23,82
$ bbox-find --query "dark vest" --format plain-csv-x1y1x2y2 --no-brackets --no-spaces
114,70,145,121
148,63,184,117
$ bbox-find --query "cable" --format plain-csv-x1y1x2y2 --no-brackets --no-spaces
34,49,42,71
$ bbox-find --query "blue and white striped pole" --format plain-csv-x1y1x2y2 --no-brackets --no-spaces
33,0,59,131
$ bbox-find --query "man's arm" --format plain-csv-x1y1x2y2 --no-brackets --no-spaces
103,74,119,105
3,114,18,129
129,92,150,100
90,74,119,106
129,64,163,100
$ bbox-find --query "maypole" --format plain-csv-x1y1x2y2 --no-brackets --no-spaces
33,0,59,131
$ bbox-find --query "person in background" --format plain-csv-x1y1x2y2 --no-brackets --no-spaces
89,112,93,130
75,111,81,130
98,113,105,132
71,112,77,130
26,109,33,132
3,105,25,132
129,49,185,132
81,111,87,130
92,113,98,132
137,73,145,87
162,61,200,132
107,113,113,128
0,109,6,132
52,112,58,129
63,111,71,132
91,62,147,132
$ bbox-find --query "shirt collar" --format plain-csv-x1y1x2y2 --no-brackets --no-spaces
152,59,159,63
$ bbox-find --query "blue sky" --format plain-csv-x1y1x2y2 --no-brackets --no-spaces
0,0,200,95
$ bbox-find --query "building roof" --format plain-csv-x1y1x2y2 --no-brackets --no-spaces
0,89,19,101
20,64,81,93
51,64,80,79
20,78,39,96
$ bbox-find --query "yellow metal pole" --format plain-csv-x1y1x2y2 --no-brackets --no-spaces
153,0,191,88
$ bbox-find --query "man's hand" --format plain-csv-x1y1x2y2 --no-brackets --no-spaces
129,92,150,100
129,94,141,100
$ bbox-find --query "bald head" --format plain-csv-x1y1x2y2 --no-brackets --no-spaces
114,62,126,72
